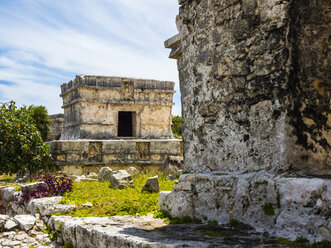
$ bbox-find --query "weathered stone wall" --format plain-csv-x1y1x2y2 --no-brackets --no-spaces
160,0,331,242
48,139,182,175
174,0,330,176
48,114,64,141
60,75,175,140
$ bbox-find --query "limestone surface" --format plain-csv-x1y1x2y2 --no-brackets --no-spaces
4,219,18,231
162,0,331,242
159,172,331,242
47,215,284,248
14,215,36,232
168,0,330,176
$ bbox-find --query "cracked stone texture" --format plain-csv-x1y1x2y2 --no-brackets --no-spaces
14,215,36,232
0,230,60,248
161,0,330,243
174,0,330,176
47,215,286,248
27,197,77,216
159,173,331,242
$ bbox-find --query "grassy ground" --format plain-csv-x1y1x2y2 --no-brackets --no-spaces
0,174,14,182
60,173,175,217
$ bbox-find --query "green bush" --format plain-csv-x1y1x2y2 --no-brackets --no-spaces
171,115,182,139
0,101,51,175
27,105,50,142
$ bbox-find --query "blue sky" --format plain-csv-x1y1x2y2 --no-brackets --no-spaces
0,0,181,115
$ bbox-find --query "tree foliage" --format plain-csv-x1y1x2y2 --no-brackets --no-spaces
0,101,51,175
27,105,50,141
171,115,182,139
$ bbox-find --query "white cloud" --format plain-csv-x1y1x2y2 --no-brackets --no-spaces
0,0,181,115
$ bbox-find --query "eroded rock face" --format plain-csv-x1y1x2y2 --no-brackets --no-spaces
4,219,18,231
110,170,134,189
98,167,113,182
161,0,330,242
14,215,36,232
170,0,330,176
159,173,331,242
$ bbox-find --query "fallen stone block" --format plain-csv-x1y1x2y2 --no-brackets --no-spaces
14,215,36,232
0,215,9,231
4,219,18,231
98,167,113,182
141,176,159,193
2,187,16,202
20,182,47,194
27,196,63,215
159,156,183,175
127,167,139,175
110,170,134,189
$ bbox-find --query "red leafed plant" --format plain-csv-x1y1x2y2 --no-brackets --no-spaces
20,171,73,204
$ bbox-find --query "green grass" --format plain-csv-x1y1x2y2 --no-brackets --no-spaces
60,173,175,217
0,174,14,182
153,210,202,224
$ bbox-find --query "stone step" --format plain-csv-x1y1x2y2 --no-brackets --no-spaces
47,215,283,248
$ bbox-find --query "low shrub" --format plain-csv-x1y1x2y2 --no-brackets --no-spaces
20,172,73,204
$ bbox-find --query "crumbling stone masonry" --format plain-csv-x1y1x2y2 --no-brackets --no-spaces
48,114,64,141
60,75,175,140
48,76,181,174
160,0,330,242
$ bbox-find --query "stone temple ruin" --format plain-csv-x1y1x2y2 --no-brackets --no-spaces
160,0,330,242
48,75,182,175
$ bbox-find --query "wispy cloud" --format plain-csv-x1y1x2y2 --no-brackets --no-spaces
0,0,181,115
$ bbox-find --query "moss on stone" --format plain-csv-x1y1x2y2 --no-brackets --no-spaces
229,218,239,227
262,203,275,216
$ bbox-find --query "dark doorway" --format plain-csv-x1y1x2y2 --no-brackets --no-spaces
118,111,135,137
